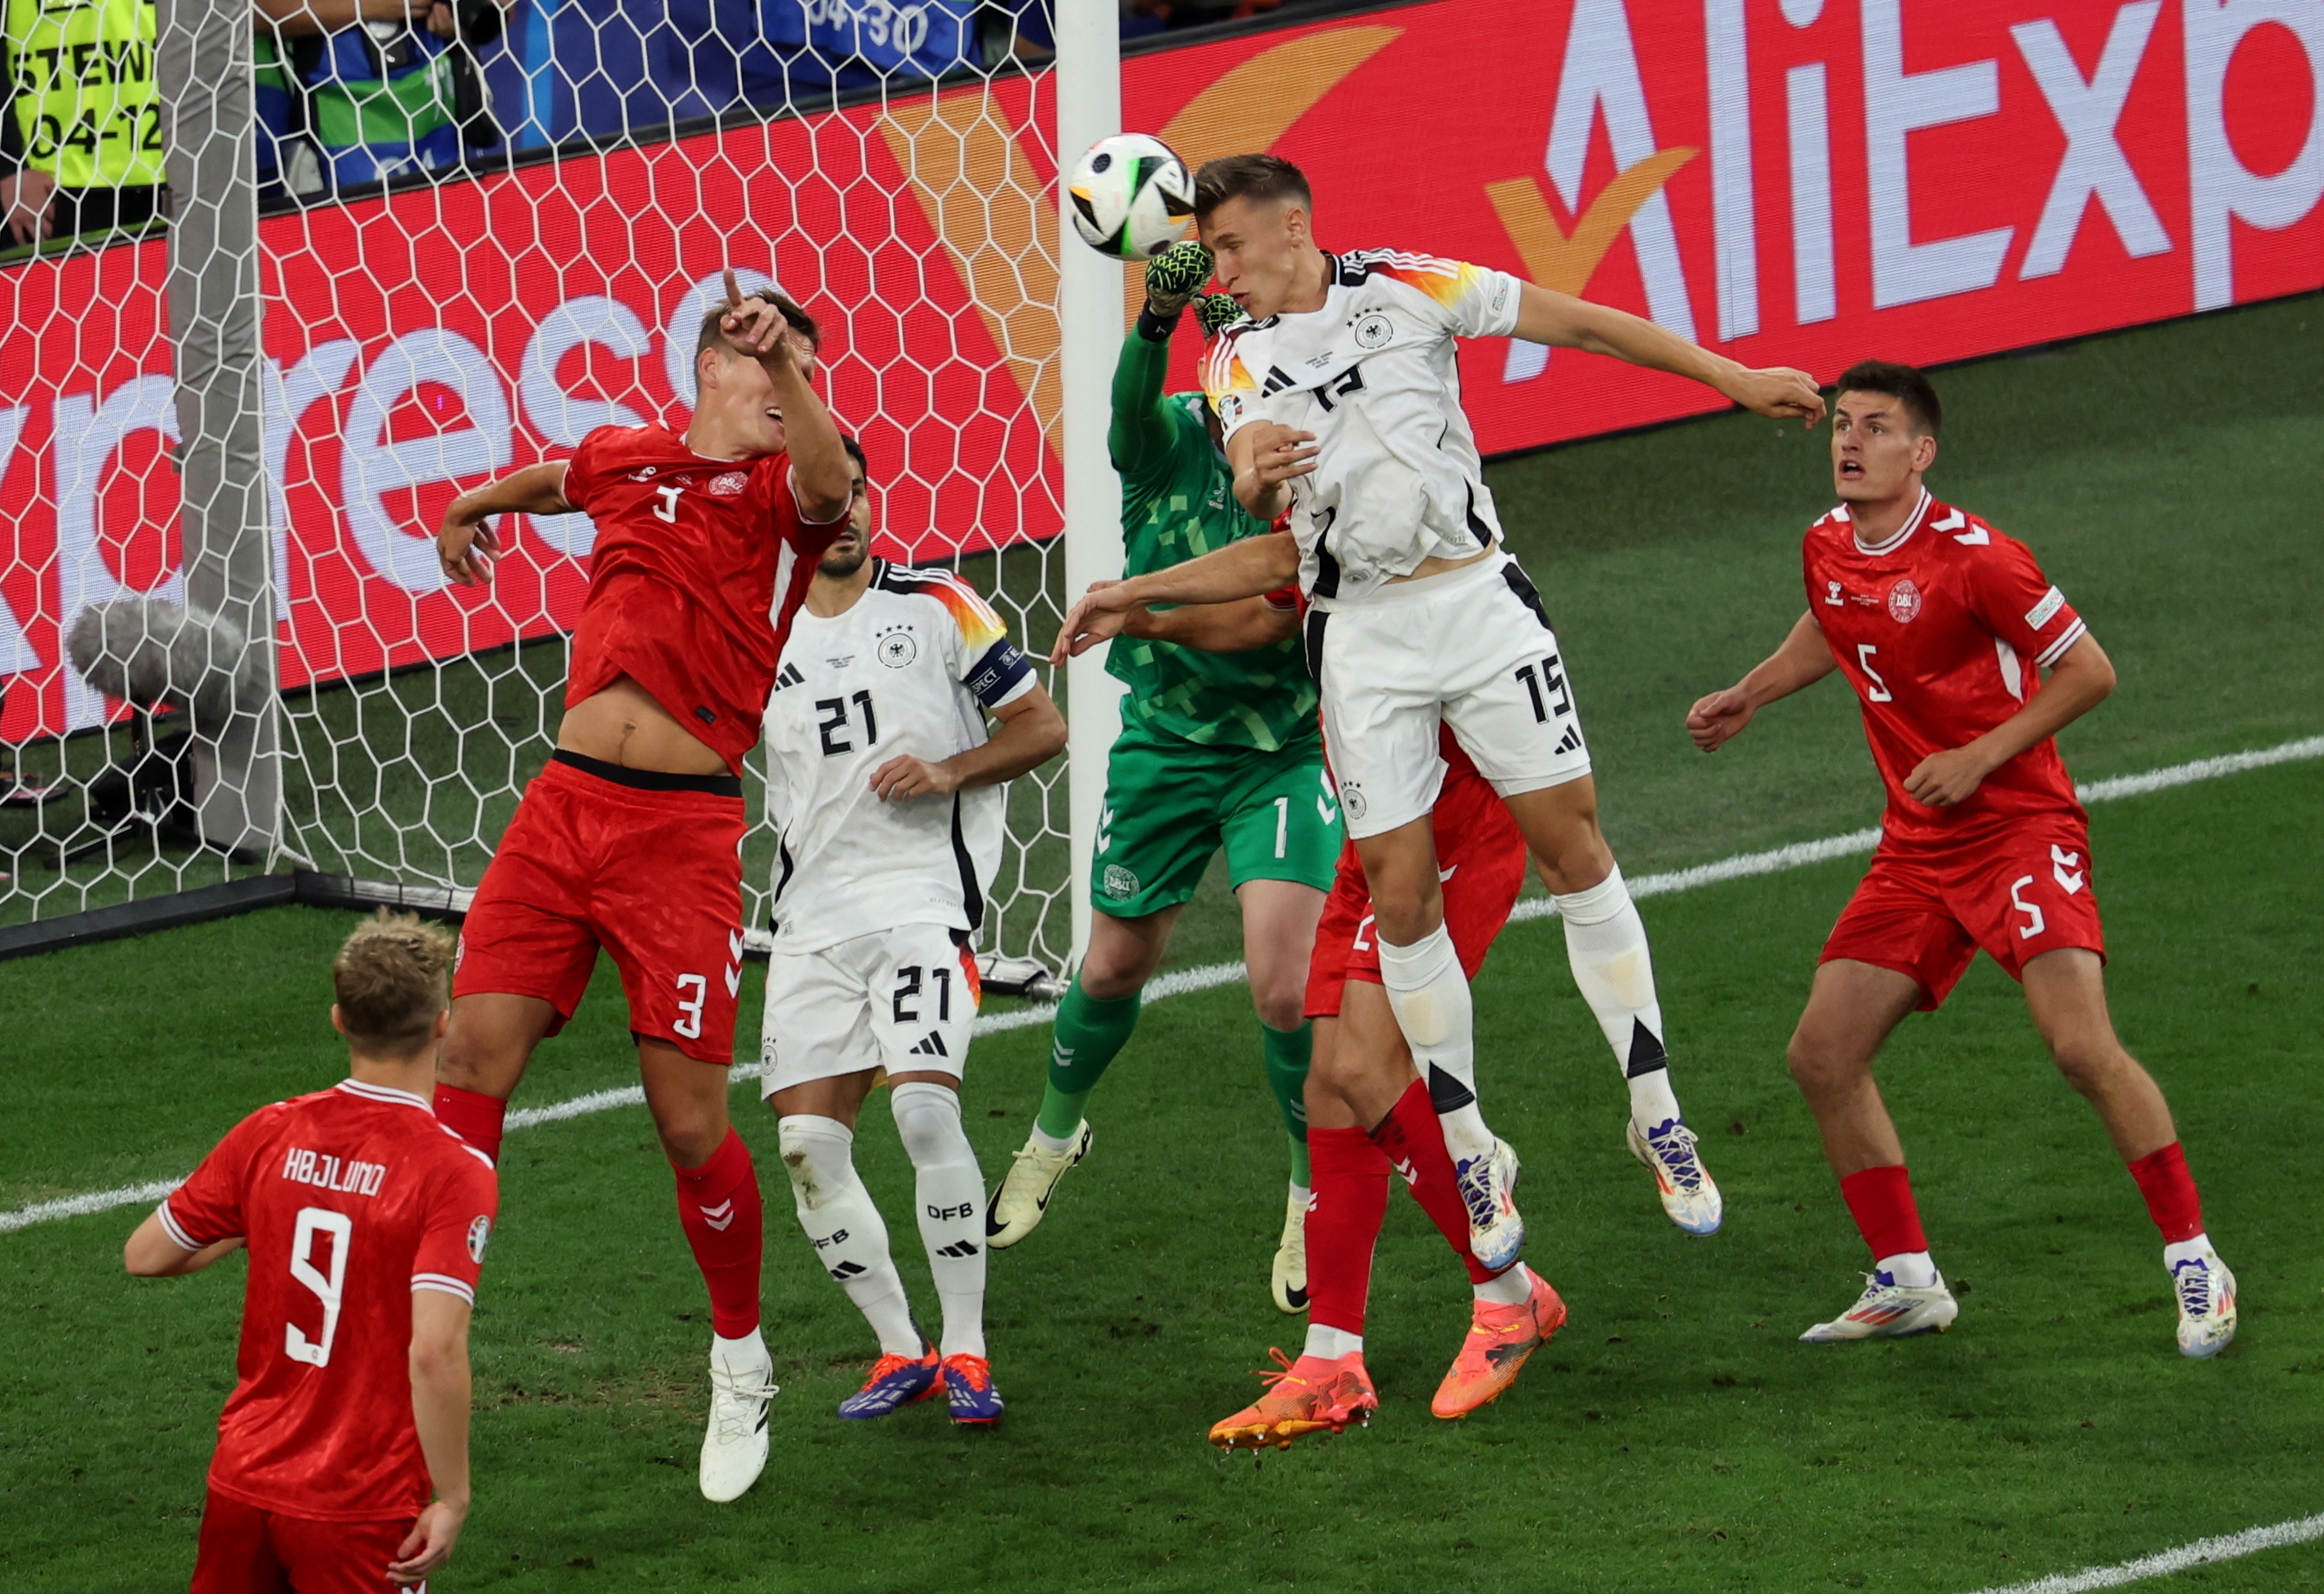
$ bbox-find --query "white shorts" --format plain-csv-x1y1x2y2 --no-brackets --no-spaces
1309,552,1591,839
758,922,982,1096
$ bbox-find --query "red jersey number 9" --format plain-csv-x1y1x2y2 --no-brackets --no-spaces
286,1206,353,1368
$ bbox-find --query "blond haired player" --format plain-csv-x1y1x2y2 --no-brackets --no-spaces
125,913,496,1592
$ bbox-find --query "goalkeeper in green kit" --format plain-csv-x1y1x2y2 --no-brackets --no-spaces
985,243,1338,1314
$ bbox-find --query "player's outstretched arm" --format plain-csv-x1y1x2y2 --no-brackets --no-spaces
1111,242,1214,480
1123,595,1298,655
1903,632,2116,808
437,462,574,587
122,1211,243,1277
1511,282,1825,425
1686,611,1837,752
390,1290,474,1588
1050,531,1300,665
719,269,852,523
867,684,1066,802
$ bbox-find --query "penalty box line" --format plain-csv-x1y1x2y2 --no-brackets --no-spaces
2,733,2317,1238
1961,1509,2324,1594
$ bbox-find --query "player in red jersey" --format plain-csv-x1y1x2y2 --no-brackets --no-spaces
428,270,854,1500
1068,576,1568,1444
1688,360,2234,1358
124,913,496,1591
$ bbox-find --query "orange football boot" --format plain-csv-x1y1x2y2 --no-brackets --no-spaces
1432,1267,1567,1419
1208,1347,1378,1450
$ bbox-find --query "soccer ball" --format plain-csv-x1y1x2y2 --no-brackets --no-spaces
1068,134,1195,261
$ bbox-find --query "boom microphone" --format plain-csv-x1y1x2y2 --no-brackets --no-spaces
66,598,268,734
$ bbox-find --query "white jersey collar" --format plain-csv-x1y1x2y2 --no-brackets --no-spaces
1853,488,1933,557
336,1078,434,1113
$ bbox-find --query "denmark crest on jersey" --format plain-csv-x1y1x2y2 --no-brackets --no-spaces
1886,579,1923,624
708,470,749,497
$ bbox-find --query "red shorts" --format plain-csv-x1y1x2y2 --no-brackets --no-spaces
191,1488,414,1593
1304,764,1528,1020
455,752,748,1065
1822,811,2106,1011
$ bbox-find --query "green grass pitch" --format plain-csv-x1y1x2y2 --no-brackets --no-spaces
2,296,2320,1590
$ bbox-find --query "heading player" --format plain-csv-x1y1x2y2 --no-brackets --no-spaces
1686,361,2234,1355
429,271,854,1501
1059,147,1796,1260
758,438,1064,1428
125,913,496,1592
986,243,1340,1320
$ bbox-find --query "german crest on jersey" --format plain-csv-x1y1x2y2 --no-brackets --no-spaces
1886,579,1923,624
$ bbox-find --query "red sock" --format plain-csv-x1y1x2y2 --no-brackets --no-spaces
2126,1141,2205,1244
1839,1164,1929,1261
1305,1128,1389,1337
671,1129,764,1339
432,1085,508,1165
1370,1079,1497,1285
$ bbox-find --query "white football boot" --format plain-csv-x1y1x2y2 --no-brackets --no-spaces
1626,1118,1724,1236
1271,1185,1310,1315
1454,1138,1525,1275
1800,1269,1960,1342
2173,1252,2238,1359
984,1121,1092,1249
699,1337,778,1503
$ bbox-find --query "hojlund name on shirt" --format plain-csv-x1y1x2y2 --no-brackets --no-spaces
281,1147,388,1198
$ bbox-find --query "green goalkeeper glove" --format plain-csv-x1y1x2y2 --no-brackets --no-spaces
1143,239,1214,317
1193,292,1247,339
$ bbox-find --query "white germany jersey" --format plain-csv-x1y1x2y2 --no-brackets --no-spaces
1201,249,1522,608
763,561,1036,952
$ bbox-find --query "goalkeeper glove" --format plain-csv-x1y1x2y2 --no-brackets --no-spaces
1143,240,1214,317
1194,292,1247,339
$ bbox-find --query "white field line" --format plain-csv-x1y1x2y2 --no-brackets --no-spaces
7,734,2317,1237
1961,1509,2324,1594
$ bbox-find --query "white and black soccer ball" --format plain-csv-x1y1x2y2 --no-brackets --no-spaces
1068,134,1195,261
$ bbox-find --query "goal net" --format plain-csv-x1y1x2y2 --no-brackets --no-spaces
0,3,1088,974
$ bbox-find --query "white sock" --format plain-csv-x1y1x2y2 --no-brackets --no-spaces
1303,1324,1363,1360
1555,867,1684,1132
711,1327,769,1367
1028,1122,1076,1154
1473,1263,1533,1306
1876,1250,1938,1289
2164,1235,2217,1270
1287,1180,1311,1209
776,1114,921,1359
1375,923,1491,1162
890,1083,988,1360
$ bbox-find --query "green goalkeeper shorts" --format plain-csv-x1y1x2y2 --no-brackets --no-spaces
1090,725,1340,918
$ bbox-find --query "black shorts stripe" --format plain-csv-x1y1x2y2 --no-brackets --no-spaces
550,749,742,798
1500,561,1555,633
1303,607,1329,683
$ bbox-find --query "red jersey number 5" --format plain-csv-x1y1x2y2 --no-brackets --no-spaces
1857,644,1894,703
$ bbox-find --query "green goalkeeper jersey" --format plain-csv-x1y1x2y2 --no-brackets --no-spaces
1106,324,1320,753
